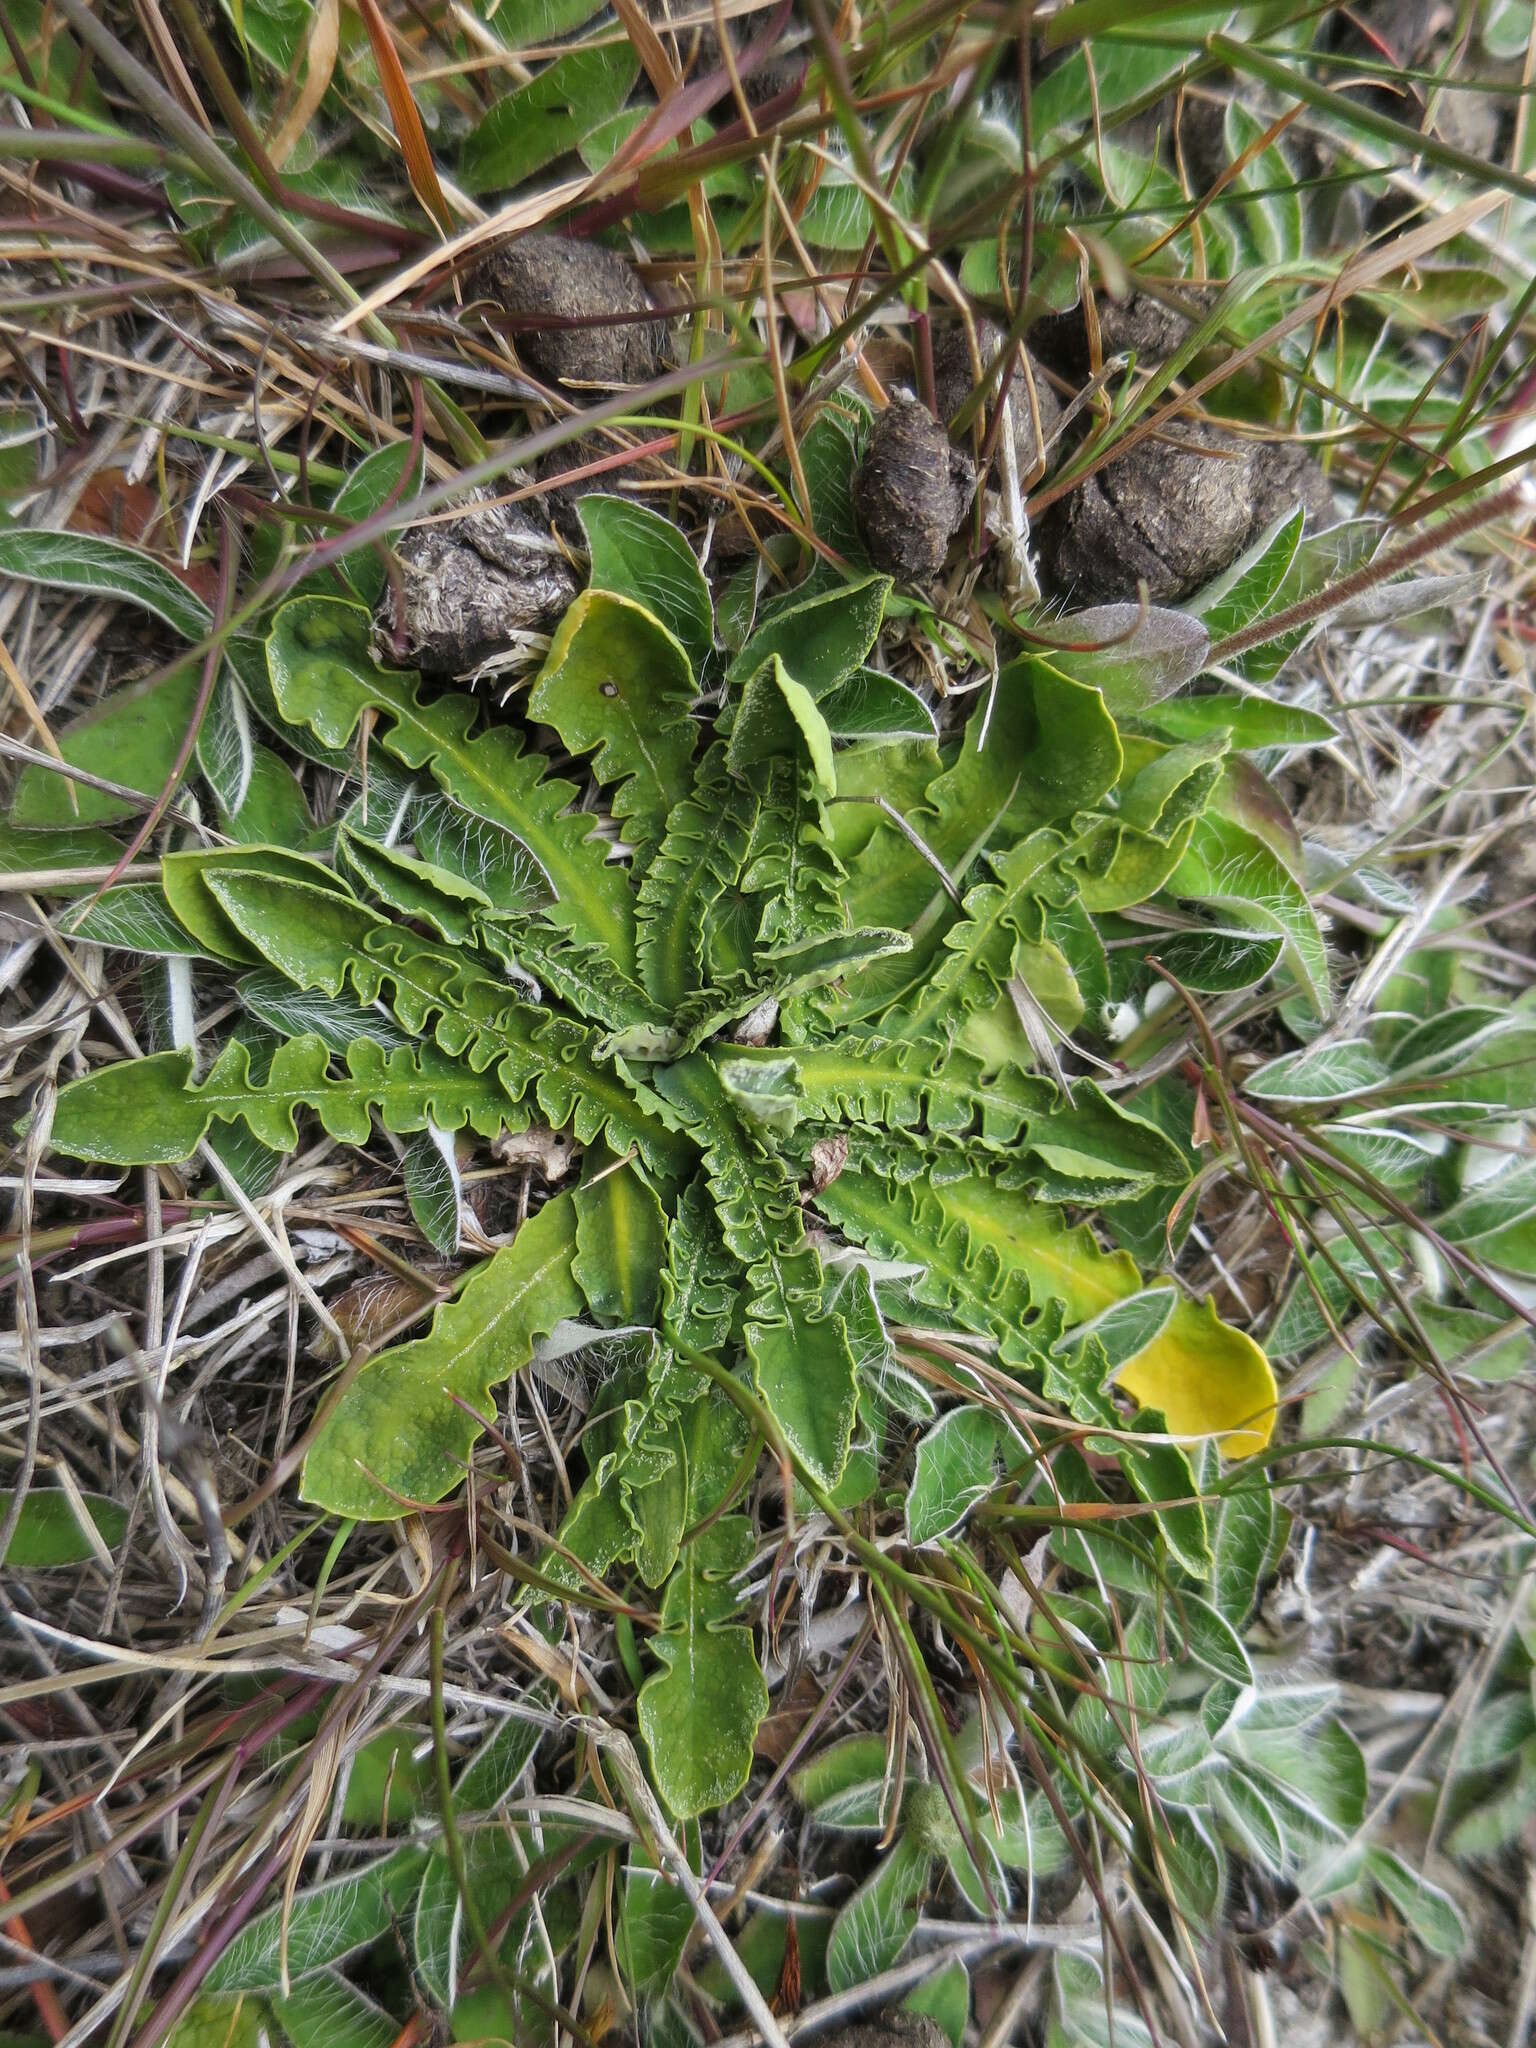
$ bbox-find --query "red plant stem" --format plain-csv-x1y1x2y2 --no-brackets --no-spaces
0,1206,194,1281
0,1874,68,2043
1209,482,1525,665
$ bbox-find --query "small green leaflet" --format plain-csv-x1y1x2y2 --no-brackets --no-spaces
1145,692,1336,750
907,1408,1006,1546
331,443,425,605
578,495,714,676
460,40,639,193
11,662,204,829
1171,811,1331,1018
0,1488,127,1567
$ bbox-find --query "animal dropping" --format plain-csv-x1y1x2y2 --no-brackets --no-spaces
931,317,1061,484
853,398,976,584
374,495,578,675
1038,420,1256,605
476,232,668,389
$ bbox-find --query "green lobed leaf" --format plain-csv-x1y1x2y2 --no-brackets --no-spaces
836,660,1121,1023
50,1034,523,1167
738,758,848,959
882,828,1067,1051
637,740,760,1008
301,1193,584,1519
200,869,689,1179
265,595,638,973
655,1055,857,1487
637,1393,768,1817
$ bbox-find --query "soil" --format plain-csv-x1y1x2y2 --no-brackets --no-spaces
818,2018,948,2048
853,398,976,583
1037,420,1255,604
373,494,579,673
930,317,1061,484
474,233,668,389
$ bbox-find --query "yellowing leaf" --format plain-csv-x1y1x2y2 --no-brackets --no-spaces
938,1189,1276,1456
1115,1297,1276,1459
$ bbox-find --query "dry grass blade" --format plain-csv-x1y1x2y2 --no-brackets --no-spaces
353,0,455,236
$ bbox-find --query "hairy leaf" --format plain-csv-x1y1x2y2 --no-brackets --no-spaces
907,1409,1005,1545
207,1846,430,1990
1171,811,1330,1018
266,595,637,971
655,1056,857,1487
726,572,890,698
0,528,213,639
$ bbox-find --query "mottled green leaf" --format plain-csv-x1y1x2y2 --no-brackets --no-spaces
302,1194,583,1519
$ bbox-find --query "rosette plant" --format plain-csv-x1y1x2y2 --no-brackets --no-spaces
18,434,1285,1821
